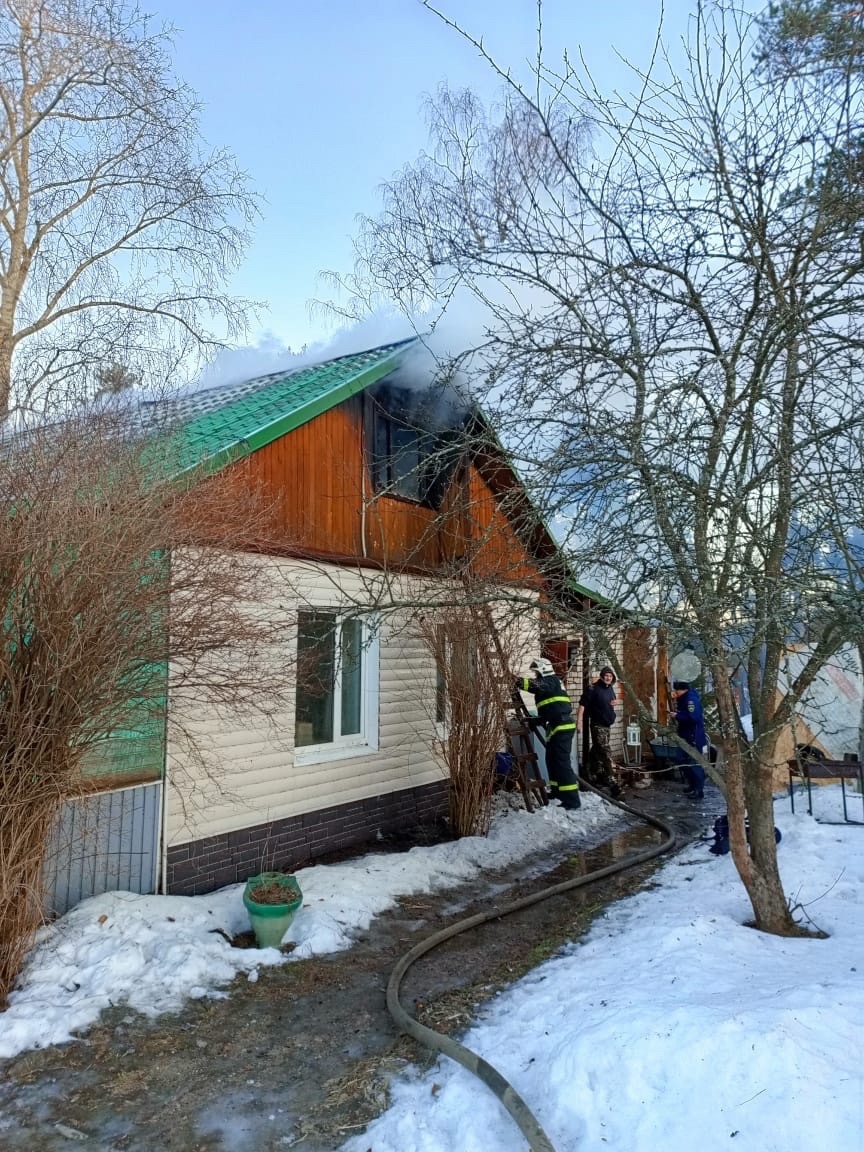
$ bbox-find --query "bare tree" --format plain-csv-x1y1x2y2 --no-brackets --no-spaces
417,605,502,836
0,410,293,1004
332,0,864,935
412,574,535,837
0,0,257,420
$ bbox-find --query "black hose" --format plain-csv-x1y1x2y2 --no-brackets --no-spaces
385,780,678,1152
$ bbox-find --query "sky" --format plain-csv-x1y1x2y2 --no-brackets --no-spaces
154,1,702,354
1,786,861,1151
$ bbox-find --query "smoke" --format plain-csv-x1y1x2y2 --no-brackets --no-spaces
192,281,505,394
191,332,304,393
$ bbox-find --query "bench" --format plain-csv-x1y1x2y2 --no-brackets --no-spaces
787,758,864,824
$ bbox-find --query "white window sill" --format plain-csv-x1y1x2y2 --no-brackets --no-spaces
294,740,378,767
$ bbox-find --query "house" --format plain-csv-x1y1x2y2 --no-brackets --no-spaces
750,644,863,789
44,338,602,911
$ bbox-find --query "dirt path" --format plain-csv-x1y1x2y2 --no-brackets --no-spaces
0,785,720,1152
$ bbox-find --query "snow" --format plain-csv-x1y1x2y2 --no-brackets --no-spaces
342,786,864,1152
2,786,862,1152
0,791,621,1060
0,887,282,1060
283,793,619,959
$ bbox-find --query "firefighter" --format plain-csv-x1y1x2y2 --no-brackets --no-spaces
516,658,581,810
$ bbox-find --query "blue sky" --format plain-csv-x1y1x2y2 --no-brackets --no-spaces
159,1,699,352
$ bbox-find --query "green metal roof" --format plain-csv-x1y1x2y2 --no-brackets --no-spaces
141,335,613,608
149,338,417,477
568,578,614,608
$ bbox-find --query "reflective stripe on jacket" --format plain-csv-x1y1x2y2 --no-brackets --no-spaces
517,673,574,733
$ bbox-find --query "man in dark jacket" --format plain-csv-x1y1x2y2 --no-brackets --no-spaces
577,667,620,796
516,658,581,810
672,680,707,800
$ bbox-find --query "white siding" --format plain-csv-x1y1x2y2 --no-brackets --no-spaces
166,558,536,848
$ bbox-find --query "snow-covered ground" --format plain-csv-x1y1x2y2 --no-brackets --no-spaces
343,786,864,1152
3,787,861,1152
0,791,622,1061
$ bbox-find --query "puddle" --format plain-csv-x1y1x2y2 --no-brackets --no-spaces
196,1091,298,1150
567,822,669,877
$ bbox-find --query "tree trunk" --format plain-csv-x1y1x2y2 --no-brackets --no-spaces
0,338,12,423
714,665,803,935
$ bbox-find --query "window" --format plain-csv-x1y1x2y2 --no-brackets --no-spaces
294,610,378,757
433,625,478,729
435,625,447,725
366,386,464,509
371,409,425,501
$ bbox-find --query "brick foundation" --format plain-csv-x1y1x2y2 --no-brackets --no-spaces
165,780,449,896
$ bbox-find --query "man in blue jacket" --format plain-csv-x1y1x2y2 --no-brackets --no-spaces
516,659,581,810
672,680,707,800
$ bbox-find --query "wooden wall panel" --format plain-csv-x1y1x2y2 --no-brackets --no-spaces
464,469,543,586
214,395,545,586
621,627,669,757
255,399,365,554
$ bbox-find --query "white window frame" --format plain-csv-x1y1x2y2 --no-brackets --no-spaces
293,611,379,766
433,625,449,739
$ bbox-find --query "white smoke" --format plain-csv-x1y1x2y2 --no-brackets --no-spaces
191,331,305,393
192,285,506,399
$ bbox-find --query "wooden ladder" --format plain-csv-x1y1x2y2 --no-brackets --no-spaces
505,689,549,813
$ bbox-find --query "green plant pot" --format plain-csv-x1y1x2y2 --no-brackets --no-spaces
242,872,303,949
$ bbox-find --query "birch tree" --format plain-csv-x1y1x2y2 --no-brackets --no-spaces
0,0,256,420
336,0,864,935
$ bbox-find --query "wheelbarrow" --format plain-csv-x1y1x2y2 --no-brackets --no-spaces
648,739,684,781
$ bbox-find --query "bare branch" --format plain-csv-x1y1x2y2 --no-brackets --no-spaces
0,0,260,419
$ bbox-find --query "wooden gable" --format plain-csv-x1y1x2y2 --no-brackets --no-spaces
216,390,545,588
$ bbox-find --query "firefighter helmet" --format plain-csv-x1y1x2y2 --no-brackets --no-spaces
529,657,554,677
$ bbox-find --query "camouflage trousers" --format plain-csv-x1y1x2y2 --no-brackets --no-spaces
588,722,617,787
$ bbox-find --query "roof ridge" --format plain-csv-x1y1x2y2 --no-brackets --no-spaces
168,337,418,477
143,336,420,420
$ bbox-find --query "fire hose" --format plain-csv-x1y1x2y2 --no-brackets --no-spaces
385,779,677,1152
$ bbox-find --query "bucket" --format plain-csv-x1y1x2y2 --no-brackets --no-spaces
242,872,303,949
